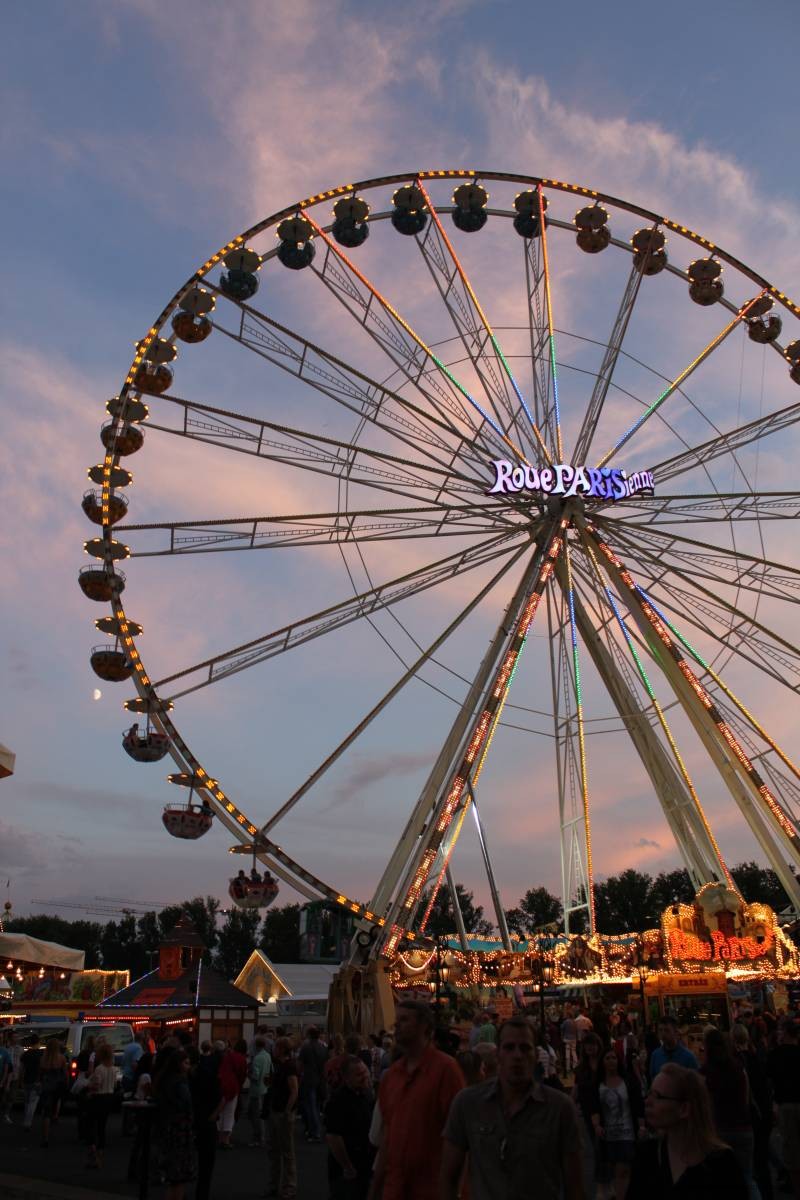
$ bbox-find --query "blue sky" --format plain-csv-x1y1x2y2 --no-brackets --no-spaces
2,0,799,928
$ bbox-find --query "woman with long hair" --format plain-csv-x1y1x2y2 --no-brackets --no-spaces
86,1041,116,1169
700,1026,755,1187
732,1022,774,1200
38,1036,67,1147
153,1048,196,1200
627,1063,747,1198
593,1048,644,1199
573,1031,604,1195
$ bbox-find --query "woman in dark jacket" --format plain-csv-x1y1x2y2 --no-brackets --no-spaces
732,1022,773,1200
627,1063,747,1200
700,1027,754,1189
153,1049,196,1200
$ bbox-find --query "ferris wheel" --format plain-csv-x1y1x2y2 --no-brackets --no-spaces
81,169,800,963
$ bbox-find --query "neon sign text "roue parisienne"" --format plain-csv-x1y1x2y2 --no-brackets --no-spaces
669,927,771,963
488,461,654,502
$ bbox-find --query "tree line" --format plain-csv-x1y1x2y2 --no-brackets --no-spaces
7,861,791,978
6,898,302,979
420,861,792,939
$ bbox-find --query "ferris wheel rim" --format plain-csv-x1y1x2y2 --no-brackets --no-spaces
90,167,800,942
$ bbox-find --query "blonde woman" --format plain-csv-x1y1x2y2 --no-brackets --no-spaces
86,1042,116,1168
627,1063,747,1199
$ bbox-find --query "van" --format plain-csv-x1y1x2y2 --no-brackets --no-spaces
7,1019,135,1097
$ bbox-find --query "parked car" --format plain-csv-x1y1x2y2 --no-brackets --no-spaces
6,1019,135,1102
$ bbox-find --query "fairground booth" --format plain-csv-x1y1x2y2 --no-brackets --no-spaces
0,929,128,1021
332,883,800,1035
99,915,258,1044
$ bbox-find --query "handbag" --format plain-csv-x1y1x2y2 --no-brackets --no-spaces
71,1072,90,1096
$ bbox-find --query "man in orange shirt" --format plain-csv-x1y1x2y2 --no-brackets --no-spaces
368,1000,464,1200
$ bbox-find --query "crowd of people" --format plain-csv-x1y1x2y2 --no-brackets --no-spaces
1,996,799,1199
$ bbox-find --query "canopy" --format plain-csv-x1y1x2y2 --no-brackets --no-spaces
0,932,85,970
0,741,14,779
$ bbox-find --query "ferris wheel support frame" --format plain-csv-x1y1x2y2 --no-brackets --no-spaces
360,522,546,943
557,561,730,890
369,518,567,961
586,527,800,913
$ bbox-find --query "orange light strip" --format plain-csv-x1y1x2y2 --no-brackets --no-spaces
413,176,553,465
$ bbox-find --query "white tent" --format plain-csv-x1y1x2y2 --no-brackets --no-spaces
0,742,14,779
0,932,85,971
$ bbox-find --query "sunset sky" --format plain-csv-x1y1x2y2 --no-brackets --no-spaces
2,0,799,931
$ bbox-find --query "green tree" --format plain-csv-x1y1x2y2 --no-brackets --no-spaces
649,869,694,913
416,883,494,938
505,886,563,936
593,869,656,934
260,904,301,963
7,915,103,967
215,907,261,979
98,913,151,976
136,912,162,975
730,861,791,911
157,896,220,961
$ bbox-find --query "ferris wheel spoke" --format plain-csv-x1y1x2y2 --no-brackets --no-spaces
302,211,529,467
604,530,796,672
146,393,485,509
595,291,769,469
599,517,800,604
621,580,800,788
154,529,526,700
601,528,800,696
209,295,491,480
413,176,551,462
611,491,800,525
532,185,564,460
259,539,530,836
572,257,648,463
120,503,509,557
649,395,800,488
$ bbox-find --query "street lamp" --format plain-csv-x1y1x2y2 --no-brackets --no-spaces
434,935,450,1018
634,938,649,1030
535,954,554,1029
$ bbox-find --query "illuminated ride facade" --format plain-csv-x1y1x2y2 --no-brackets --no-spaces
81,171,800,1031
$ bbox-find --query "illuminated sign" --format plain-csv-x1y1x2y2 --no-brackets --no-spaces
488,461,654,502
669,928,771,963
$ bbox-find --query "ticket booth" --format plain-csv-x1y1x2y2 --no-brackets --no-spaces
645,971,730,1056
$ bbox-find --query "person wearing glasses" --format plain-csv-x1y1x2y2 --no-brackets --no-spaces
626,1063,747,1198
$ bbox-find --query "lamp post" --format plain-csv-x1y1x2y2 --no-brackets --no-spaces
634,938,649,1031
434,935,450,1020
535,953,554,1029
